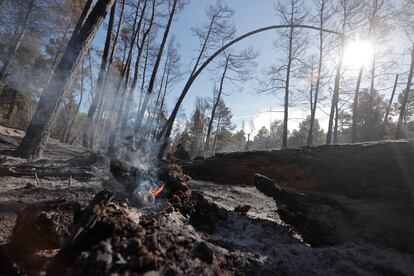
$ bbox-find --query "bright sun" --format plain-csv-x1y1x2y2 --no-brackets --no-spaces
343,40,373,69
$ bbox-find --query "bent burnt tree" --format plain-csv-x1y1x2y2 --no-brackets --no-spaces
157,24,342,158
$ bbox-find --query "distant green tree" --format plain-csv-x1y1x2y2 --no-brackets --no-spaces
269,120,284,148
288,116,325,146
337,89,389,142
221,130,247,152
253,126,271,150
356,89,388,141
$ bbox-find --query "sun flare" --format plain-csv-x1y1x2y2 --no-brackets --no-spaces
343,40,373,69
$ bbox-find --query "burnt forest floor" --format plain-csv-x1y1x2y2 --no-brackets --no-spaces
0,125,413,275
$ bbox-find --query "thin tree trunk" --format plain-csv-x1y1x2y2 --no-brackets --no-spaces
326,20,346,145
204,56,229,155
327,58,342,144
88,49,94,93
117,0,148,103
211,117,221,156
138,41,150,113
64,65,84,143
307,56,316,146
82,1,115,148
131,0,156,94
15,0,115,159
282,19,294,148
307,3,325,146
92,0,126,148
154,73,169,137
134,0,178,133
333,100,339,144
382,73,399,137
1,0,35,76
396,45,414,139
366,44,376,140
106,0,145,142
150,59,168,127
351,19,375,142
351,67,363,143
121,0,156,136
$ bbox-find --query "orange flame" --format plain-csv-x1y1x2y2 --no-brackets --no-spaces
151,184,165,198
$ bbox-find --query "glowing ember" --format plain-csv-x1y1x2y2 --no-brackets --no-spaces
151,184,165,198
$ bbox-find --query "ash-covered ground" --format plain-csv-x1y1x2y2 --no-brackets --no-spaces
0,126,413,275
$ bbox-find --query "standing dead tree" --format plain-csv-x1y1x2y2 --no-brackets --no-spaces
396,44,414,139
257,0,308,148
120,0,157,137
133,0,180,134
203,48,257,156
105,0,148,144
15,0,115,159
276,0,308,148
382,73,399,136
326,0,360,144
82,0,117,149
307,0,333,146
353,0,389,142
92,0,126,149
395,1,414,139
152,38,182,137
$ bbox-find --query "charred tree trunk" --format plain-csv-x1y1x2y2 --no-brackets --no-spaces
72,0,94,38
327,60,341,144
333,100,339,144
148,59,168,131
307,58,315,145
137,40,150,114
326,23,346,145
204,56,229,155
211,116,221,156
82,1,116,148
366,48,377,140
14,0,115,159
154,73,169,137
307,52,322,145
122,0,155,136
351,67,363,143
282,24,294,148
382,73,399,137
115,0,148,123
396,45,414,139
134,0,178,134
104,0,146,146
307,1,326,146
92,0,125,149
351,17,376,143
